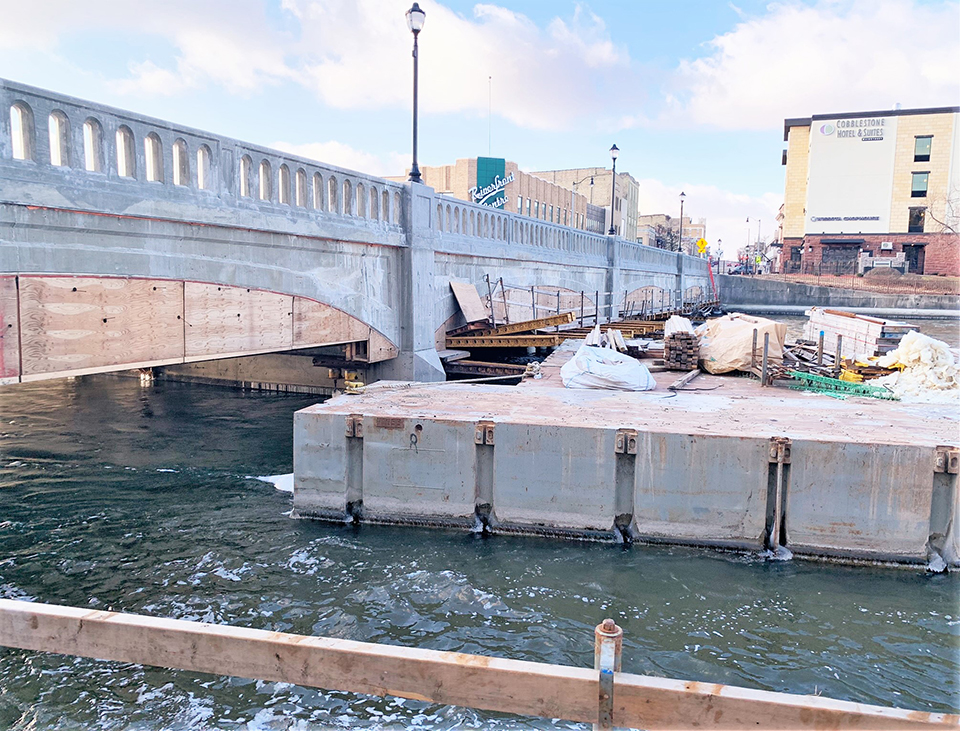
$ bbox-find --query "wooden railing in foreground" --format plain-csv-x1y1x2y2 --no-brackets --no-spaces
0,599,955,730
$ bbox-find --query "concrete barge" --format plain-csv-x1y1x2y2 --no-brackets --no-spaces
293,370,959,568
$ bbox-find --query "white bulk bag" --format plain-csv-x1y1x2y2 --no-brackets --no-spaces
560,344,656,391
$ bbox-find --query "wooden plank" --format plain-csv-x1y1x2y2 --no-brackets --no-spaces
446,335,560,348
450,281,489,324
475,312,574,336
19,276,184,377
0,276,19,384
184,283,292,358
0,599,952,730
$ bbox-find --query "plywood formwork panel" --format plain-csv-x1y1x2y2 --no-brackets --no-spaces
0,276,19,384
184,283,292,359
294,298,398,363
19,277,183,378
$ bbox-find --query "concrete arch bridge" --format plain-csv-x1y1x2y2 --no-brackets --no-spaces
0,79,710,392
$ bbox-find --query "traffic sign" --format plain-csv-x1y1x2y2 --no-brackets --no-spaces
696,238,708,254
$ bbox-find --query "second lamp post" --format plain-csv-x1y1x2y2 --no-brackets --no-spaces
607,144,619,235
406,3,426,183
678,191,686,253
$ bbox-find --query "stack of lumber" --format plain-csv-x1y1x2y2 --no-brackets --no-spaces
803,308,917,359
663,332,699,370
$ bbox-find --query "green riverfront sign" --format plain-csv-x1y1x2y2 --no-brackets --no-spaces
470,157,514,209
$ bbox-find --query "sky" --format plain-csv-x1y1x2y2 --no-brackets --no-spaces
1,0,958,257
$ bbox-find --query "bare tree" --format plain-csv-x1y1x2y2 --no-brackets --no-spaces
925,188,959,235
653,223,679,251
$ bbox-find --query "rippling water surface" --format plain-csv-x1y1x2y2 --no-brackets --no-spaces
0,376,957,729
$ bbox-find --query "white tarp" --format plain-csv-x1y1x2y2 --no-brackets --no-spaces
696,314,786,374
663,315,694,337
560,344,656,391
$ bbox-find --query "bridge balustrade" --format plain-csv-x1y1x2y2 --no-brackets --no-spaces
0,79,406,237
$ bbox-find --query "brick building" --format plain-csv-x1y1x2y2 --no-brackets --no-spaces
388,158,601,231
781,106,959,276
529,167,640,241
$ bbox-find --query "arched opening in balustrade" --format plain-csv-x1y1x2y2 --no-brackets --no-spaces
453,206,460,233
145,133,163,182
197,145,211,189
469,210,475,236
172,138,189,186
341,179,352,215
356,182,366,218
239,155,252,197
9,102,35,161
47,111,70,167
327,176,338,213
312,172,323,209
278,164,291,204
296,169,307,207
259,160,273,201
369,187,379,220
496,217,502,240
445,204,452,232
436,204,443,230
116,126,136,178
393,192,401,224
82,118,103,172
382,190,390,223
462,209,468,234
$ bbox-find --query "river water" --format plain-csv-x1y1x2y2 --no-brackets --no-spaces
0,376,957,729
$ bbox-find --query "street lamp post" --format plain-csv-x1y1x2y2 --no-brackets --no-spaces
716,238,722,272
678,191,686,253
406,3,426,183
607,145,619,235
570,175,594,230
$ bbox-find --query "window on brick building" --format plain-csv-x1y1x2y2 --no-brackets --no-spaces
914,136,932,163
908,207,925,233
534,201,539,218
911,172,928,198
517,195,522,213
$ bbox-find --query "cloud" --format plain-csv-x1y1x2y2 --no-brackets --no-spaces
637,178,781,259
0,0,634,132
271,140,408,177
668,0,960,130
289,0,633,130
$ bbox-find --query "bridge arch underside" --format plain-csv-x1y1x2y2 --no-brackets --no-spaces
0,275,397,386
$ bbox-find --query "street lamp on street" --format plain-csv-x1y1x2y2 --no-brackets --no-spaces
678,191,686,253
570,175,594,230
607,144,619,235
406,2,426,183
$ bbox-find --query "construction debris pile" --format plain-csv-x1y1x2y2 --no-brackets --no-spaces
873,331,960,401
803,307,917,358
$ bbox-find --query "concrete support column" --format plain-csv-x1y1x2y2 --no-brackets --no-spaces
373,183,444,383
606,235,621,321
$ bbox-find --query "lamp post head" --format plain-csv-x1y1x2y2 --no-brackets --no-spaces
609,144,619,162
679,191,686,202
406,2,426,33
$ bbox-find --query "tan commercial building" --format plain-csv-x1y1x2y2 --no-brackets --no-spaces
389,158,598,231
636,213,707,256
531,168,640,241
781,106,960,275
